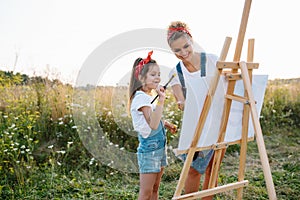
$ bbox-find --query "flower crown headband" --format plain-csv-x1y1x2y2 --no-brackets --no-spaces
167,27,192,41
134,50,153,79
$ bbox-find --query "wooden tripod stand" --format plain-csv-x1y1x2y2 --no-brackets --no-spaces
172,0,277,199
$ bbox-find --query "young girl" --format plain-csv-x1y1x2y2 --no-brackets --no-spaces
128,51,176,200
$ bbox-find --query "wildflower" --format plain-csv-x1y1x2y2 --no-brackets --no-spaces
89,158,95,165
9,124,16,129
168,111,174,116
67,141,73,149
48,145,54,149
70,103,80,107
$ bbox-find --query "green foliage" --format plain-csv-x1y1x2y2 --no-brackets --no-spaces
0,70,299,199
0,71,29,86
260,79,300,133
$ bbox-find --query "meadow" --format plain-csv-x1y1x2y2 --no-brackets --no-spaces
0,71,299,199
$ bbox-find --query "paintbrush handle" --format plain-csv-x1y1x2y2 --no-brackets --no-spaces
151,74,176,104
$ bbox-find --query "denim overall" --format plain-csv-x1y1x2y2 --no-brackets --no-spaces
137,120,167,173
137,120,166,153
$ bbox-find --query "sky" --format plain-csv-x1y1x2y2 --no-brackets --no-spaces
0,0,300,85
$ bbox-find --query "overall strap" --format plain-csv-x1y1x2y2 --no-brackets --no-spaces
176,52,206,99
176,62,187,99
200,52,206,77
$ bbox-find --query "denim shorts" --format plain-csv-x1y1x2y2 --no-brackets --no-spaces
178,149,214,174
137,147,167,174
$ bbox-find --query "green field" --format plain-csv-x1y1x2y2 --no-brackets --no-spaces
0,71,299,199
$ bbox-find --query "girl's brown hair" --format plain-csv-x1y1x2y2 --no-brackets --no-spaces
127,57,157,114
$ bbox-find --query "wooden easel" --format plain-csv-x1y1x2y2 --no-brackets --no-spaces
172,0,277,199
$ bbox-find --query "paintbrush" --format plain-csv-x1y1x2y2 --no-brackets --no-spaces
151,73,176,104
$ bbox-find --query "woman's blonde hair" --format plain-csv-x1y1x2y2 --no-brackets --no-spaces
167,21,192,45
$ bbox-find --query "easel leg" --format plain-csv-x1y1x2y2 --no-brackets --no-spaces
237,38,254,199
240,61,277,200
173,147,197,197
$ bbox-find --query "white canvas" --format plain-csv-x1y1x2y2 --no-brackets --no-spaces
177,75,268,152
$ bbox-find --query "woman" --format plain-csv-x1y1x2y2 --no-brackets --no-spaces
166,21,218,198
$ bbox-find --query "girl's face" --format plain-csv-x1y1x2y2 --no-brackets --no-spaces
170,36,194,62
141,64,161,92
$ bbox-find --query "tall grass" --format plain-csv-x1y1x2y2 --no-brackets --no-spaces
0,71,299,199
261,78,300,132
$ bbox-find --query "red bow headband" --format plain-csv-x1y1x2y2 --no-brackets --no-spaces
134,50,153,79
167,27,192,40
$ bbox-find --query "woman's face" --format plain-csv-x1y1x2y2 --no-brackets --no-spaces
170,36,194,62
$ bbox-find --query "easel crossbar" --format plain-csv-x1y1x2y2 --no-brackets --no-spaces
225,94,249,104
225,73,242,80
173,137,254,155
217,61,259,69
172,180,249,200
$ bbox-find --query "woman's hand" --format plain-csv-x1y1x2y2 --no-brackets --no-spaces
177,101,185,110
164,120,177,134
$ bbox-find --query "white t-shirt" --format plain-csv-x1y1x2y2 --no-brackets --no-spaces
130,91,155,138
168,52,225,152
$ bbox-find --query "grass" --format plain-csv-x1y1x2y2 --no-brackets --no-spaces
0,71,299,199
1,127,298,200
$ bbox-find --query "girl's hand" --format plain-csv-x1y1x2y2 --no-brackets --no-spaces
156,85,166,102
